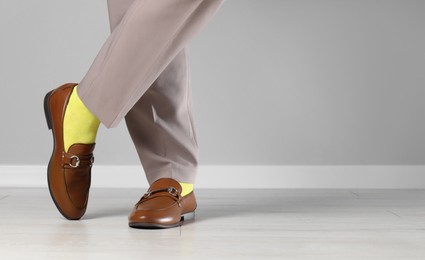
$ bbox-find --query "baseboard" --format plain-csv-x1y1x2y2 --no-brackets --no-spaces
1,165,424,189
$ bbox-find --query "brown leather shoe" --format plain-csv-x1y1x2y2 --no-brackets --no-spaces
43,83,95,220
129,178,197,229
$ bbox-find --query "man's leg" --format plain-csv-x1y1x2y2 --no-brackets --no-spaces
105,0,205,228
77,0,224,128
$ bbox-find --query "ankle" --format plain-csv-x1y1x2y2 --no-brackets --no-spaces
179,182,193,197
63,85,100,152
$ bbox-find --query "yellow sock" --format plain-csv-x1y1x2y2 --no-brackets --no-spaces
179,183,193,197
63,85,100,152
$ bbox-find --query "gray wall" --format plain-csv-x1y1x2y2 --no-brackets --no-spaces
0,0,424,165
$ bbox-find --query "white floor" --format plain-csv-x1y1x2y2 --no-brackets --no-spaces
0,188,424,259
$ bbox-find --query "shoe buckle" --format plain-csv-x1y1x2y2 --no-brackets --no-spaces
144,191,152,198
167,187,178,197
69,155,81,168
90,156,95,167
167,187,182,207
144,187,178,197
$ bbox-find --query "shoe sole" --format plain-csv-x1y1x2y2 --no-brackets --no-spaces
128,211,195,229
44,89,80,220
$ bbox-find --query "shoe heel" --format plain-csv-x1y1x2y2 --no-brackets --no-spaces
181,211,195,222
44,90,53,130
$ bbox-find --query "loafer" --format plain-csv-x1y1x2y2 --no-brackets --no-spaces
44,83,95,220
129,178,197,229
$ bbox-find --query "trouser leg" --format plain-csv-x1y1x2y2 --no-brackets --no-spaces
103,0,200,184
125,50,198,184
77,0,224,128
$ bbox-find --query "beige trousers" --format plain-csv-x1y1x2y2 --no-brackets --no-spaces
77,0,224,184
